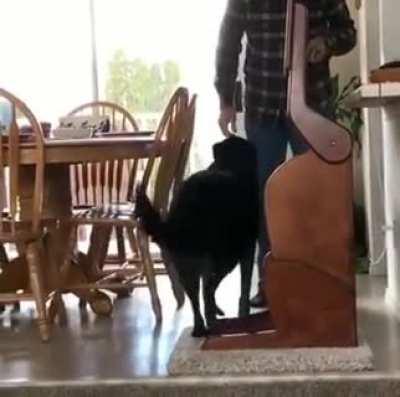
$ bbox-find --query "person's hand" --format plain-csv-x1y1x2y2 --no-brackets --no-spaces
307,36,329,64
218,105,237,137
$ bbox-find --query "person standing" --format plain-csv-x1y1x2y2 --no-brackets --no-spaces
215,0,357,307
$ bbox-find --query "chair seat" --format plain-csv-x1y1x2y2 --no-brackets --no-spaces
0,230,42,243
0,215,52,243
0,214,58,243
71,203,138,226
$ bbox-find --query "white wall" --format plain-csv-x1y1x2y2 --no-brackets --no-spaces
331,1,360,89
382,103,400,308
331,1,364,205
379,0,400,307
357,0,386,275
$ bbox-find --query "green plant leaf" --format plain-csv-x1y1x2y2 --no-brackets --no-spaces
339,76,361,101
331,75,364,146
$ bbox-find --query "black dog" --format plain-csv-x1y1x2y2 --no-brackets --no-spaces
135,136,259,337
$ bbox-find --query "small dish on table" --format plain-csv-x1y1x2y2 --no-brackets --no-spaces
94,130,155,138
51,128,93,140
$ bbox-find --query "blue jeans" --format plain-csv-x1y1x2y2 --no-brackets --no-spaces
245,116,309,289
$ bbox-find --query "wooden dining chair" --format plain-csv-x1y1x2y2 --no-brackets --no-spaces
102,92,197,308
173,94,197,196
0,88,51,341
143,93,197,308
67,101,141,267
60,87,192,321
67,100,139,132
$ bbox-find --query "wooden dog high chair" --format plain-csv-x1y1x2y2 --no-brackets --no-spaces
203,0,357,350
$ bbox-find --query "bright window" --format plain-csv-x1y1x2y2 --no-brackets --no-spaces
1,0,228,168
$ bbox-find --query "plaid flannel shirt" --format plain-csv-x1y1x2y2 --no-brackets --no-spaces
215,0,357,120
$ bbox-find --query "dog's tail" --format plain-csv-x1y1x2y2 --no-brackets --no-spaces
134,186,165,244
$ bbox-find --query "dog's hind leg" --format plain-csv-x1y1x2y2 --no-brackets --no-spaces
215,305,225,317
178,266,207,337
209,271,228,317
202,271,220,329
239,245,255,317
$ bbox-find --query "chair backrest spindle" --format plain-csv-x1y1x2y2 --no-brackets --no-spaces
138,87,196,218
67,101,139,207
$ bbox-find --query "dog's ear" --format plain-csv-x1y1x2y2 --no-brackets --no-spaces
212,141,223,163
212,136,258,174
212,136,240,164
213,136,247,163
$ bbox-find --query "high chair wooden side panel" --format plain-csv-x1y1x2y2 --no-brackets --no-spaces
0,88,51,342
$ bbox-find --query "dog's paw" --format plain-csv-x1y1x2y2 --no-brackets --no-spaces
191,326,209,338
205,315,217,330
216,305,225,317
238,306,250,317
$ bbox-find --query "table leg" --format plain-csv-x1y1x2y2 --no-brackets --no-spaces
19,164,113,318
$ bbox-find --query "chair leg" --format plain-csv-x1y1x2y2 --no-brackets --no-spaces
87,225,112,278
57,224,79,317
60,225,78,280
126,227,140,259
16,242,26,257
116,226,126,265
0,244,8,263
112,229,135,297
162,250,185,309
48,291,67,325
25,241,50,342
135,227,162,322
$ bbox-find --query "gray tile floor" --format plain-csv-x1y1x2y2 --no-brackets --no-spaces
0,273,399,382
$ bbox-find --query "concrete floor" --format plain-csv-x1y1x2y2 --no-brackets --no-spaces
0,273,399,383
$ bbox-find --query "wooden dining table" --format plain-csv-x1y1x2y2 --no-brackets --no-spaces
16,135,158,165
1,134,161,318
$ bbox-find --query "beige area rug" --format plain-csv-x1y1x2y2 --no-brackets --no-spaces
168,328,374,376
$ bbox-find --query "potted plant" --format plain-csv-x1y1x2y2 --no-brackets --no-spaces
328,74,363,156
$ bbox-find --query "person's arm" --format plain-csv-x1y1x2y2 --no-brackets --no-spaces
215,0,246,108
324,0,357,56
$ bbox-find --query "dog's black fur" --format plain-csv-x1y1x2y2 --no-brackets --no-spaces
135,136,259,337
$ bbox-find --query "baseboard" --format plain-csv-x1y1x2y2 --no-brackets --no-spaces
4,375,400,397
